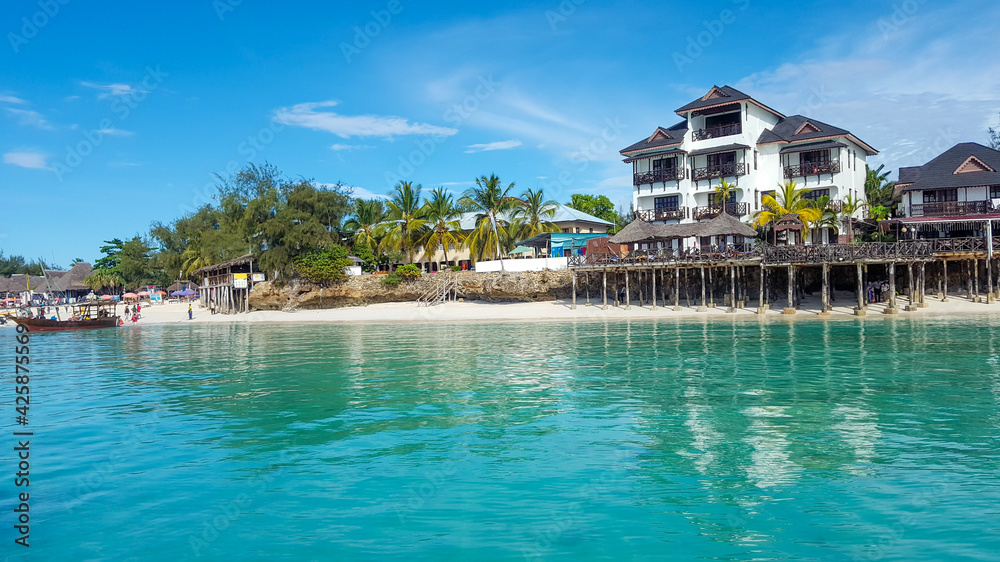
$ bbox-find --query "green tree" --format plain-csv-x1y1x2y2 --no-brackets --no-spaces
752,181,823,242
344,199,386,253
293,246,355,285
713,180,737,212
378,181,429,263
989,113,1000,150
420,187,465,266
512,188,560,240
567,194,618,224
840,193,867,243
864,164,898,210
460,174,519,263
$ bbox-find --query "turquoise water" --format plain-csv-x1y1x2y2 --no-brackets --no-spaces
3,317,1000,561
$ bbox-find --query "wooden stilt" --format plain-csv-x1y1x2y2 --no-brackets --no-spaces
943,260,949,301
728,265,736,313
758,264,766,314
602,270,608,310
651,267,658,310
967,260,974,300
820,263,830,315
708,267,715,308
699,267,707,311
974,259,980,303
989,258,995,304
855,263,865,315
674,267,681,310
885,262,898,314
571,271,577,309
784,265,795,314
625,270,631,310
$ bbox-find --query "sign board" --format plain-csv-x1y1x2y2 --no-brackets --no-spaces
233,273,248,288
150,293,162,303
252,273,265,282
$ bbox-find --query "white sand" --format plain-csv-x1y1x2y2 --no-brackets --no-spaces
123,290,1000,326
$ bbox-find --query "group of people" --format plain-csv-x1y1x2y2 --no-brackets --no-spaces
123,303,142,325
866,281,890,304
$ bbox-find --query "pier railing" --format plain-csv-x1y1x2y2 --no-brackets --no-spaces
569,238,994,268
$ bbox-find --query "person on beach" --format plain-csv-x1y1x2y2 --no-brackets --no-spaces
136,303,141,315
617,284,626,305
188,304,193,320
131,313,138,325
124,305,130,317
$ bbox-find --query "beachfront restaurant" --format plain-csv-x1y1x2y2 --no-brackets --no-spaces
194,254,264,314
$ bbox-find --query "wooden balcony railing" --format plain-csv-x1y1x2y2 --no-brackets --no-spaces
784,161,841,178
634,208,689,222
633,167,686,186
691,162,746,181
694,202,749,219
909,200,991,217
692,123,742,141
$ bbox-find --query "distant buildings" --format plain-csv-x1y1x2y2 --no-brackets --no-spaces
0,261,92,303
620,85,877,244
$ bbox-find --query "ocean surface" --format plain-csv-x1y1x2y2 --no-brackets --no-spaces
3,316,1000,561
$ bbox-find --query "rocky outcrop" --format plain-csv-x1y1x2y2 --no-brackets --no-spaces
249,270,578,311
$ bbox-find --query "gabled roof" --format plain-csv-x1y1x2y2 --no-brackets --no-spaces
778,140,847,154
899,142,1000,192
620,121,688,156
609,213,756,243
674,85,785,119
757,115,877,155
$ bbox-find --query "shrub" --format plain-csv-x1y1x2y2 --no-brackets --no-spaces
293,246,354,285
869,205,891,221
381,272,402,287
448,265,462,272
396,264,422,281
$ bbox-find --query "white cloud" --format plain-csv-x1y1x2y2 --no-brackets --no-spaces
464,139,522,153
108,160,141,167
98,128,134,137
351,186,390,200
3,151,48,170
274,100,458,139
0,95,25,104
5,108,52,129
81,81,147,99
330,143,375,151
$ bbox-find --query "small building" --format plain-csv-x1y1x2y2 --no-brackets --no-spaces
193,254,264,314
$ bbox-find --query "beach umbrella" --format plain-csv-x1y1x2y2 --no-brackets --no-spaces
100,295,113,300
137,291,150,297
154,290,167,295
123,292,138,299
179,289,197,296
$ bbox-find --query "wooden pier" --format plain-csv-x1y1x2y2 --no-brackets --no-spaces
567,237,999,316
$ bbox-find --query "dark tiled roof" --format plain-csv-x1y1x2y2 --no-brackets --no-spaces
899,142,1000,192
897,166,921,186
688,143,751,157
778,140,847,154
758,115,877,155
675,85,752,114
620,121,688,156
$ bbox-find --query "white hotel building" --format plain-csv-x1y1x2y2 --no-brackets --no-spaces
620,86,877,243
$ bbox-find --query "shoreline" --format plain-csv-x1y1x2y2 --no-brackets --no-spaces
6,291,999,329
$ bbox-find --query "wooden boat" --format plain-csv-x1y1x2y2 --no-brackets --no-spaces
7,300,121,332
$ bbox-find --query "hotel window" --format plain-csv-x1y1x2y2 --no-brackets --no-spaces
707,151,736,168
655,195,680,211
754,150,758,170
652,157,676,172
803,189,830,201
708,192,736,205
991,186,1000,199
923,189,958,203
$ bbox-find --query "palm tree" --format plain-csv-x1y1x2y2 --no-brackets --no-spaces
84,269,124,293
512,188,560,240
713,180,738,214
378,182,429,263
809,195,840,244
752,181,823,244
460,174,519,265
420,187,465,266
181,237,209,278
840,193,867,243
344,199,386,253
865,164,898,210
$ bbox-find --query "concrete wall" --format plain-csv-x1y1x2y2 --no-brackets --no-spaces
473,257,568,273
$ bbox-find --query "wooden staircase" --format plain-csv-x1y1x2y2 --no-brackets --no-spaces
418,272,459,306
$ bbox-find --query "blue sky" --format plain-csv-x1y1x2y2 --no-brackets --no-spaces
3,0,999,266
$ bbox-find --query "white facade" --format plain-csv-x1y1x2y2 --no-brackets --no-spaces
621,86,876,243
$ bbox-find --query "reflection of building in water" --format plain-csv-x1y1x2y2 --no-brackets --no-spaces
832,405,880,475
742,405,800,489
678,387,721,476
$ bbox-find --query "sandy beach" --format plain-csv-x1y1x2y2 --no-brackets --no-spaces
88,290,999,326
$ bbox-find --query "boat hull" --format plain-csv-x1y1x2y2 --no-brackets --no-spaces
12,317,120,332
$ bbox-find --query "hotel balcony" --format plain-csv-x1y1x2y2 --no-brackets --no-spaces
909,200,992,217
691,162,747,182
633,167,687,186
694,202,749,220
692,123,742,141
783,161,841,178
634,207,689,222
